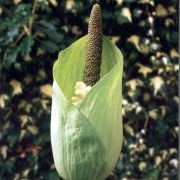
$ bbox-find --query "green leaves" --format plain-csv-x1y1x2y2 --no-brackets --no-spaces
51,35,123,180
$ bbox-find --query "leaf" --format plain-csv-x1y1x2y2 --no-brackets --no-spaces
1,145,8,159
139,43,149,54
6,47,19,65
20,36,34,56
18,100,32,112
148,109,158,119
13,174,20,180
139,0,151,3
127,90,135,97
40,84,52,97
51,35,123,180
115,11,130,25
146,169,159,180
23,75,33,85
3,121,10,130
22,169,30,177
110,36,120,44
38,20,63,43
138,162,146,171
125,79,137,90
165,18,174,27
48,0,58,7
36,47,45,56
160,106,167,116
66,0,74,10
137,64,152,77
155,156,162,166
27,125,39,135
169,159,178,168
150,76,164,95
124,124,134,136
127,35,140,50
170,48,179,58
19,130,26,141
46,171,59,179
24,55,32,62
40,99,49,109
72,25,81,35
10,79,22,96
0,7,2,15
7,28,19,43
116,0,123,5
0,94,9,108
168,6,176,14
13,0,21,4
19,115,29,127
125,79,143,91
156,4,168,17
37,68,46,80
41,41,58,53
121,7,132,22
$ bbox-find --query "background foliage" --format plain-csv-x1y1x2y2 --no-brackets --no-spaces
0,0,178,179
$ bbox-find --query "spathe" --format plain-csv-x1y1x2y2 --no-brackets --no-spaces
51,35,123,180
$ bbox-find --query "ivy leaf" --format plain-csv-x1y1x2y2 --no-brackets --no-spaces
0,94,9,108
48,0,58,7
18,115,29,127
6,47,19,65
124,124,135,136
137,64,152,77
10,79,22,96
127,35,140,50
125,78,143,91
38,21,63,43
13,0,22,5
66,0,74,10
20,36,34,56
19,130,26,140
116,0,123,5
156,4,168,17
148,109,158,119
22,169,30,177
121,7,132,23
170,48,179,58
1,145,8,159
7,28,19,43
41,41,58,53
27,125,39,135
40,84,52,97
150,76,164,95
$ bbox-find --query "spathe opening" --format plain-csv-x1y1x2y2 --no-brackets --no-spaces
53,35,122,101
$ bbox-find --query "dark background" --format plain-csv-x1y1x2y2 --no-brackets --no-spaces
0,0,178,179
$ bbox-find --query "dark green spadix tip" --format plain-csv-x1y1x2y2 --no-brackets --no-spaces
83,4,102,86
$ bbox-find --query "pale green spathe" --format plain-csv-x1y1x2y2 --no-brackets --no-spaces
51,35,123,180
